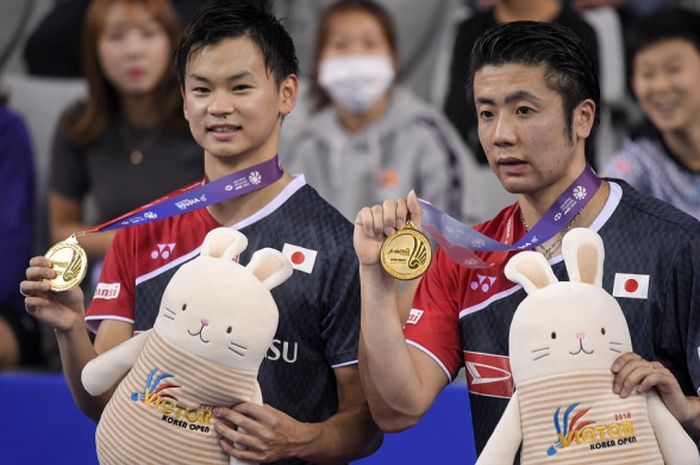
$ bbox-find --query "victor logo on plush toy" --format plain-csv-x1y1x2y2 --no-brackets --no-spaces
81,227,293,465
474,227,699,465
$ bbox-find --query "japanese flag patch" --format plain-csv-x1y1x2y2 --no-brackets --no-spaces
282,243,318,274
612,273,650,300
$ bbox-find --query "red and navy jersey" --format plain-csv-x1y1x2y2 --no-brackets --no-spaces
404,181,700,456
88,175,359,465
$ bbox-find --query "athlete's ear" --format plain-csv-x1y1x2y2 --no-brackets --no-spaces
181,87,190,121
279,74,298,117
573,98,595,141
561,227,604,287
505,251,558,294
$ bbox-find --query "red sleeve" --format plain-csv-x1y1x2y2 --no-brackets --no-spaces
403,248,463,380
85,228,136,332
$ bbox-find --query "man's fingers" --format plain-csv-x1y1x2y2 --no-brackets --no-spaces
370,205,385,237
19,279,51,298
617,361,661,398
610,351,641,373
638,370,666,393
215,410,260,436
613,357,645,394
26,265,56,281
28,256,52,267
382,199,399,236
24,296,53,311
232,402,280,425
619,365,649,397
215,422,266,452
356,196,417,239
395,198,408,230
219,438,265,462
356,207,375,238
407,189,423,227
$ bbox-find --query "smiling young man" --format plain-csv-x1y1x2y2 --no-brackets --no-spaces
353,21,700,461
21,1,380,464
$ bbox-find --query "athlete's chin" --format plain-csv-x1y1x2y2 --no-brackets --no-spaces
204,145,247,159
497,176,535,195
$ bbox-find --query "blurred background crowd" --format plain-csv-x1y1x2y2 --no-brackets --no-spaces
1,0,699,371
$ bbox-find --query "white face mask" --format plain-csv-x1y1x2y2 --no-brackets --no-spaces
318,55,395,114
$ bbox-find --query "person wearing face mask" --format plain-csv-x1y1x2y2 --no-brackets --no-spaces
603,7,700,220
283,0,483,225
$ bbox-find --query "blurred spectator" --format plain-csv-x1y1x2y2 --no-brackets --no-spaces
23,0,201,78
603,7,700,219
283,0,481,223
48,0,202,260
0,103,42,368
443,0,600,165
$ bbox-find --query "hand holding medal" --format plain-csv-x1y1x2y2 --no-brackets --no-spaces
380,220,432,280
354,190,432,280
23,157,283,299
43,234,88,291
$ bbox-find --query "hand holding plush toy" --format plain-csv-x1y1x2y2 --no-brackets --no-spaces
82,228,293,465
475,228,699,465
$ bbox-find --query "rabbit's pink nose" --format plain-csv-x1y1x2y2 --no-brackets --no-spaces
201,319,209,327
576,332,586,341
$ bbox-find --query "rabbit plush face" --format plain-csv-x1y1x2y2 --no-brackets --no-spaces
505,228,633,385
153,228,292,372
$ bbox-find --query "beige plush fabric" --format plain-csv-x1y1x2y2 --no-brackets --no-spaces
96,330,258,465
517,371,663,465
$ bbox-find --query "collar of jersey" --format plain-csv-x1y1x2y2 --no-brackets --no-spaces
546,180,622,266
200,174,307,231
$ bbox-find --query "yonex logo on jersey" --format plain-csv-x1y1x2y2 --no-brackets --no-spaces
470,274,497,293
612,273,649,299
282,243,317,274
463,351,513,398
151,243,176,260
406,309,424,325
94,282,121,300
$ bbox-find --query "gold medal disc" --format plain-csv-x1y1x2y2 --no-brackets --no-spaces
380,221,432,280
44,234,88,291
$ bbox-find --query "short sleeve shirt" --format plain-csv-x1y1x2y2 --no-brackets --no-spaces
404,181,700,454
87,175,360,465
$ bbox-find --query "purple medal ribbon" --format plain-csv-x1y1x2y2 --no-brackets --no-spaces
84,156,283,233
419,165,601,268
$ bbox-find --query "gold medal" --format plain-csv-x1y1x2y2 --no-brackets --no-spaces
380,220,432,280
44,234,88,291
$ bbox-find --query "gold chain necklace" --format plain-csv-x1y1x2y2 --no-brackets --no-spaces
519,209,582,259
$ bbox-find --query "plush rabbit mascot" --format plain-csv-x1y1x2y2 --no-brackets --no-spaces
81,227,293,465
475,228,699,465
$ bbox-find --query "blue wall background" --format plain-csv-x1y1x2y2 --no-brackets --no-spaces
0,373,476,464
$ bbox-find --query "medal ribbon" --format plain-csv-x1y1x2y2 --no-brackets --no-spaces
419,165,601,268
78,156,283,235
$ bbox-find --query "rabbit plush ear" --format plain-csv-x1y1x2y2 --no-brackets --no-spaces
200,227,248,261
504,251,558,294
561,227,604,287
246,248,293,290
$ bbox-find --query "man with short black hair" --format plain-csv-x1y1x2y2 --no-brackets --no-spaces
22,1,380,463
354,20,700,461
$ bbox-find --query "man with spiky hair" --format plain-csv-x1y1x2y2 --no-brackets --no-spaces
22,1,381,463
